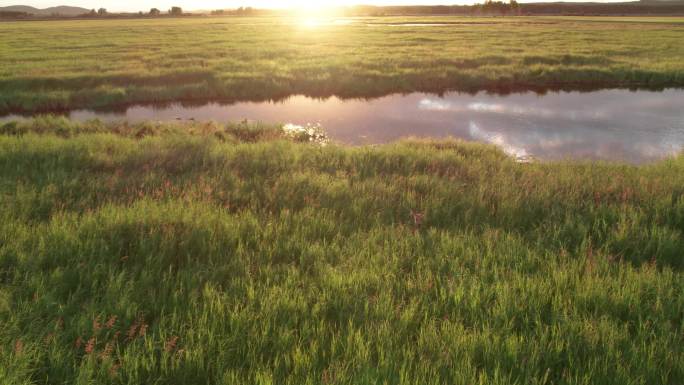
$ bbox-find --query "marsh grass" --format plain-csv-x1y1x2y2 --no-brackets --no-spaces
0,117,683,384
0,116,325,143
1,16,684,113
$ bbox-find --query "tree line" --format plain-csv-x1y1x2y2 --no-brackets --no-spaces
344,1,684,16
81,6,183,17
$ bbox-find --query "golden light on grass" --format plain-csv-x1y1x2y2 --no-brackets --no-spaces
301,17,324,28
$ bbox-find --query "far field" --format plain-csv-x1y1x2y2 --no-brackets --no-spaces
1,16,684,113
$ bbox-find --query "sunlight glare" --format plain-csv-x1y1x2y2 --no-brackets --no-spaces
292,4,339,28
302,17,323,28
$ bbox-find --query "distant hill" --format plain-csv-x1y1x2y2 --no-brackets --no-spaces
0,5,89,16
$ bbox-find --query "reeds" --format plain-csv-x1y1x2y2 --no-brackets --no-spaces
0,119,682,384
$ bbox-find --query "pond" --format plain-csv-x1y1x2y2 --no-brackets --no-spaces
2,89,683,163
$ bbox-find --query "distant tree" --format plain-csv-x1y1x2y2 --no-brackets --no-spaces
169,6,182,15
89,9,96,16
478,0,514,15
149,8,160,15
509,0,521,14
234,6,254,15
211,9,225,15
97,8,107,15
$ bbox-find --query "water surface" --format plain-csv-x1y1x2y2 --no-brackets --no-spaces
3,89,683,163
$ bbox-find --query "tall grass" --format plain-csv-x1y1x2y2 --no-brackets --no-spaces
1,16,684,113
0,117,682,384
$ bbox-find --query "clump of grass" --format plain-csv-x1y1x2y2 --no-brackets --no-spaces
0,118,682,384
283,123,329,144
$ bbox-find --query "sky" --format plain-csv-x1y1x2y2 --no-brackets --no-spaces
2,0,628,12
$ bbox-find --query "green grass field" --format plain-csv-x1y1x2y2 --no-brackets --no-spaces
0,117,683,384
1,16,684,113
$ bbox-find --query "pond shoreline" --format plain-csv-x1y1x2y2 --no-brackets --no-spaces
3,89,683,164
1,83,680,117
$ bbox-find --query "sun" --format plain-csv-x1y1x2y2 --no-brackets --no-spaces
301,17,323,28
290,3,341,28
